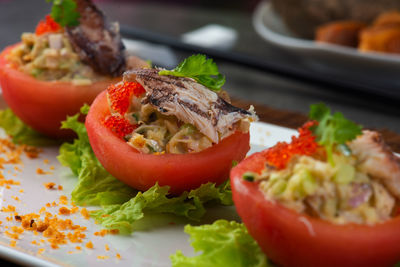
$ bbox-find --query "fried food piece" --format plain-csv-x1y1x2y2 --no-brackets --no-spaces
315,21,366,47
373,11,400,28
359,27,400,53
359,11,400,54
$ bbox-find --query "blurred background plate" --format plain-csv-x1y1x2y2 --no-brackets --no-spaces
253,1,400,90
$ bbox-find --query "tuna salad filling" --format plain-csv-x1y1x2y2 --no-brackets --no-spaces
6,0,147,84
245,105,400,225
255,150,397,225
8,32,105,84
126,105,214,154
104,68,257,154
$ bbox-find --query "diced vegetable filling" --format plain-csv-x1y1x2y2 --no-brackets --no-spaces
7,31,106,84
255,153,395,224
248,104,399,225
104,81,216,154
126,109,213,154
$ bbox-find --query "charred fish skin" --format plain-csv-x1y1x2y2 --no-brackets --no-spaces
66,0,126,77
123,69,255,143
123,69,251,117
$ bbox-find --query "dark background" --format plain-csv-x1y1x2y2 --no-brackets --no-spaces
0,0,399,131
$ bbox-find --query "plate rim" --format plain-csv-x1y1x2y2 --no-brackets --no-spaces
253,1,400,65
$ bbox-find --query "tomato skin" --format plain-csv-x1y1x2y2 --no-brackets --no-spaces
0,44,120,138
86,90,250,195
231,152,400,267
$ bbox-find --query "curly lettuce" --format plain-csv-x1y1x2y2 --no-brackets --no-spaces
58,105,134,205
91,181,232,234
0,108,58,146
58,106,233,233
170,220,269,267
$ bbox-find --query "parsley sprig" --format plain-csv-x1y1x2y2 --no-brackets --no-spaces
47,0,80,27
158,54,225,91
309,103,362,165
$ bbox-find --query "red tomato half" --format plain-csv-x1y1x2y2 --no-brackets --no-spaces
231,152,400,267
86,90,250,195
0,44,120,138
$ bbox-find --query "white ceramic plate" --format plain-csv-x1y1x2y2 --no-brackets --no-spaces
253,1,400,88
0,96,296,266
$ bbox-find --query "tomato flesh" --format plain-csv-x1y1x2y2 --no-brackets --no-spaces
0,44,120,138
86,90,250,195
231,152,400,267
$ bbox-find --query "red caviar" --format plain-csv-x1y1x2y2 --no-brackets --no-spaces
107,82,145,115
263,121,319,169
35,15,62,36
103,115,135,138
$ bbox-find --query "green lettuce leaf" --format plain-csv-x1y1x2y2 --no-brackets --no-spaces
91,181,232,234
170,220,269,267
0,108,58,146
58,106,233,233
58,105,135,206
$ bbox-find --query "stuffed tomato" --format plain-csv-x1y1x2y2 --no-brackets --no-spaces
86,55,256,194
0,0,147,138
231,104,400,267
0,45,121,138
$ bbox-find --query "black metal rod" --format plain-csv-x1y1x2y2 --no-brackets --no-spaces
120,25,400,99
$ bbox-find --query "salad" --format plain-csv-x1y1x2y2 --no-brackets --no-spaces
228,103,400,267
50,54,255,235
85,54,257,194
172,104,400,267
0,0,147,138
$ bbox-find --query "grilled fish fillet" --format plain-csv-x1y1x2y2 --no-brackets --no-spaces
123,69,256,143
66,0,126,76
349,130,400,198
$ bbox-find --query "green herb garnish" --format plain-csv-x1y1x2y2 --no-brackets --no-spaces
47,0,80,27
159,54,225,91
242,172,255,182
309,103,362,165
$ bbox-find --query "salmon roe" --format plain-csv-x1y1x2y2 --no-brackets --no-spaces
35,15,62,36
103,115,135,138
107,82,145,115
263,121,319,169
